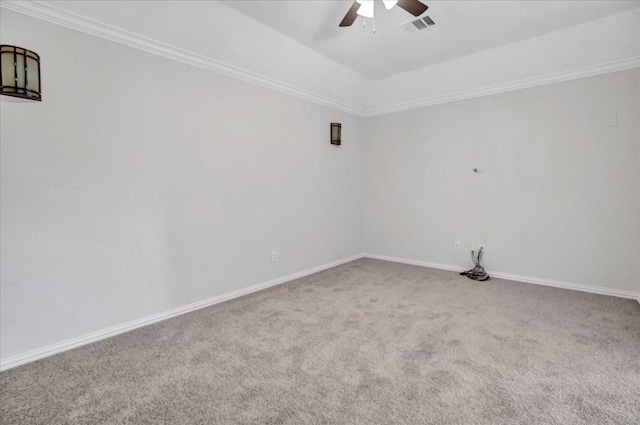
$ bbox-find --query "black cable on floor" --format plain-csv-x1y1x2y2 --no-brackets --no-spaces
460,247,490,281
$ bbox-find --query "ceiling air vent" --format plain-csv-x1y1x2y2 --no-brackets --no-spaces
403,15,436,35
422,15,435,26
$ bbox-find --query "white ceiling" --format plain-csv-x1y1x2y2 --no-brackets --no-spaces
223,0,640,79
3,1,639,115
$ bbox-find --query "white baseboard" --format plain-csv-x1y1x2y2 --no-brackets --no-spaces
0,254,364,372
363,253,640,301
3,252,636,371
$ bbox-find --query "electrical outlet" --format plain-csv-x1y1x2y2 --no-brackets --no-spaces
271,251,278,263
453,241,461,251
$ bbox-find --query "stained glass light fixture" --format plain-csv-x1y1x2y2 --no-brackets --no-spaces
1,45,41,101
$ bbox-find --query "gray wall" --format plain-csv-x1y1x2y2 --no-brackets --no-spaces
364,69,640,293
0,10,365,360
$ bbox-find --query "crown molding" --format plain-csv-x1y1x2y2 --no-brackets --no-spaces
2,1,639,118
0,0,367,117
362,56,640,117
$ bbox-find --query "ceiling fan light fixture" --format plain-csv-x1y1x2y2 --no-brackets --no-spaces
339,0,428,28
382,0,398,10
356,0,374,18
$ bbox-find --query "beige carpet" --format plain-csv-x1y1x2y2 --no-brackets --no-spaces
1,258,639,424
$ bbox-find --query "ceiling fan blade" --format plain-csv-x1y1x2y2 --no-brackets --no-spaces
397,0,428,17
339,2,361,27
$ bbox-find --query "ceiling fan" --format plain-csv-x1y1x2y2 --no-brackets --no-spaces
339,0,428,27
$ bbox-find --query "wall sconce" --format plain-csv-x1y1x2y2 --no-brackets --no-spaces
331,123,341,146
1,45,41,101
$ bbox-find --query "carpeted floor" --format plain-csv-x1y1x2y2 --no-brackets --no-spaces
1,258,639,424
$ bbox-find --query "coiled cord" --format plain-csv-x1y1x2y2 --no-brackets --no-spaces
460,247,490,281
